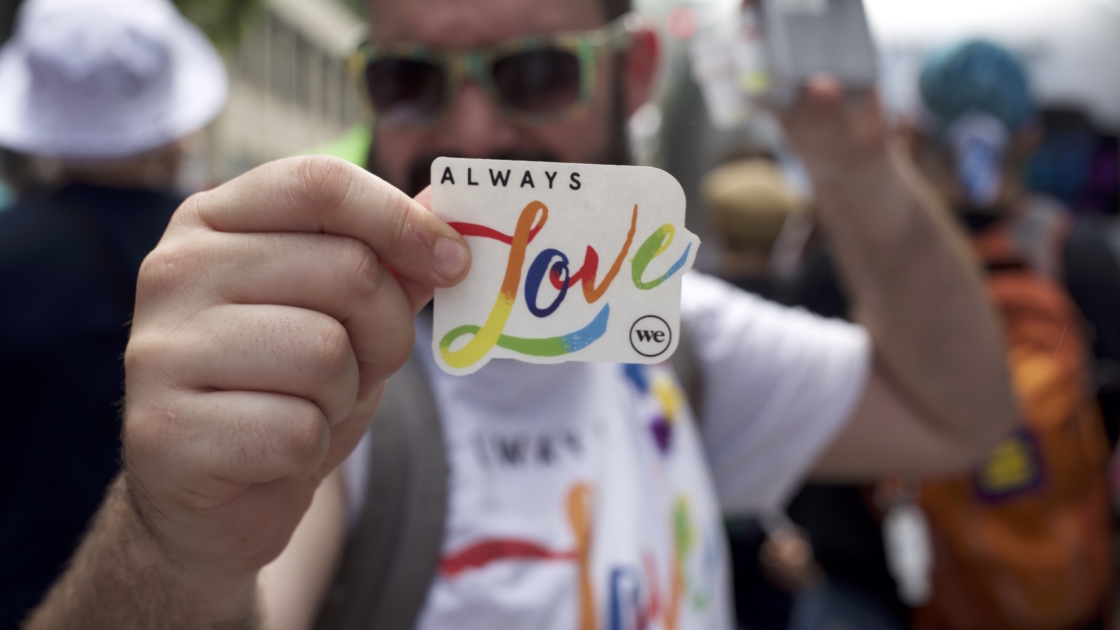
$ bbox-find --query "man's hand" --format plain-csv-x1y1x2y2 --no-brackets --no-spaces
26,156,470,628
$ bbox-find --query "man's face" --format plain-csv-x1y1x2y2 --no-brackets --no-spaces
366,0,631,195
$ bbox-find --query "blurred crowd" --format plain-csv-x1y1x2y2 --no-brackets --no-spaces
708,39,1120,629
1,0,1119,629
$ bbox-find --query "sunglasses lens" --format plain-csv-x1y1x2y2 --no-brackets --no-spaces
493,49,582,115
364,57,445,123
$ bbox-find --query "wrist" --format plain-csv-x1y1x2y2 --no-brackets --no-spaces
116,476,260,622
809,141,896,197
24,475,260,630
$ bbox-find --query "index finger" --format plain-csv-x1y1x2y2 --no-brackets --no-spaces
177,156,471,292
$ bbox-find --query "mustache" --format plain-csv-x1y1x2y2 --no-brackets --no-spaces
405,151,564,198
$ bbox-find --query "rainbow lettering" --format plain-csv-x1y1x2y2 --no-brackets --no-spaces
439,200,692,370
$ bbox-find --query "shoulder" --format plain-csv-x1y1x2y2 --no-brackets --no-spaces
682,271,862,340
681,271,770,315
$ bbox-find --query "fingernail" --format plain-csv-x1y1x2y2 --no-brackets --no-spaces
433,237,469,280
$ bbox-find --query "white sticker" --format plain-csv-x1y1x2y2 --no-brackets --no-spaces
431,157,699,376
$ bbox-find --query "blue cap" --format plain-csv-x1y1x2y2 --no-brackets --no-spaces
918,40,1035,137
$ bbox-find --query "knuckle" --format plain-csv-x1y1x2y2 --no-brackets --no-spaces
384,323,417,372
122,399,179,469
137,238,204,301
176,191,207,221
302,317,353,379
123,331,163,376
124,330,190,394
337,240,384,301
227,411,272,473
291,155,355,218
283,402,329,468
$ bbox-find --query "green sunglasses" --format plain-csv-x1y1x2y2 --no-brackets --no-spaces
349,13,641,127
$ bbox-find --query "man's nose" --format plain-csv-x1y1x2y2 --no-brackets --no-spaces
438,82,520,156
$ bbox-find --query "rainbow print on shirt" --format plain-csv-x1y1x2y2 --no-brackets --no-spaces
438,485,717,630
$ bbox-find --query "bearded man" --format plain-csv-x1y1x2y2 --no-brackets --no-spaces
24,1,1016,629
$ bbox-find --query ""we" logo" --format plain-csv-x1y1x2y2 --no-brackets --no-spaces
630,316,672,358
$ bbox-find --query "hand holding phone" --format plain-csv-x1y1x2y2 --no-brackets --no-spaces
689,0,880,127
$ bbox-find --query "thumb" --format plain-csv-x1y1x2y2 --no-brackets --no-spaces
396,186,461,314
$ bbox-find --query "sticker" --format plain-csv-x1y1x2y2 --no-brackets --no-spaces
972,429,1045,501
431,157,699,376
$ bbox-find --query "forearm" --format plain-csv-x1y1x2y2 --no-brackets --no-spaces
815,142,1016,443
24,475,260,630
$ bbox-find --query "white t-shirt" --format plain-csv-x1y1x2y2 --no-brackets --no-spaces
344,272,870,630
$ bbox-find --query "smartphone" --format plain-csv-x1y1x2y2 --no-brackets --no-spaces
758,0,879,93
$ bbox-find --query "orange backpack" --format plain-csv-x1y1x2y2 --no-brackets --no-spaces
912,215,1114,630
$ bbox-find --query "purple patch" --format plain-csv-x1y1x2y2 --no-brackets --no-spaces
650,416,672,454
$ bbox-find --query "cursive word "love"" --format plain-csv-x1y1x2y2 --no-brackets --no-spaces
439,200,692,369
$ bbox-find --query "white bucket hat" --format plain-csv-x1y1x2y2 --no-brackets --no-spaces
0,0,228,158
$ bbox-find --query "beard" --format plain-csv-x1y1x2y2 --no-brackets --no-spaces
366,60,632,197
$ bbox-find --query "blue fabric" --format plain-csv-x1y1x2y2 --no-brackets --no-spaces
0,183,179,629
919,40,1035,136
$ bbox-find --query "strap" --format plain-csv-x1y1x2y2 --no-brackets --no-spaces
312,348,448,630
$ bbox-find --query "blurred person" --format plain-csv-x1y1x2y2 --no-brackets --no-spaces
22,2,1020,630
0,0,227,627
904,39,1113,630
721,151,913,623
1029,108,1119,217
705,160,906,630
700,153,859,630
1029,106,1120,447
915,40,1120,450
700,152,805,300
786,40,1115,630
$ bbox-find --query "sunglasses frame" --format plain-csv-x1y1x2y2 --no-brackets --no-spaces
349,12,641,128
